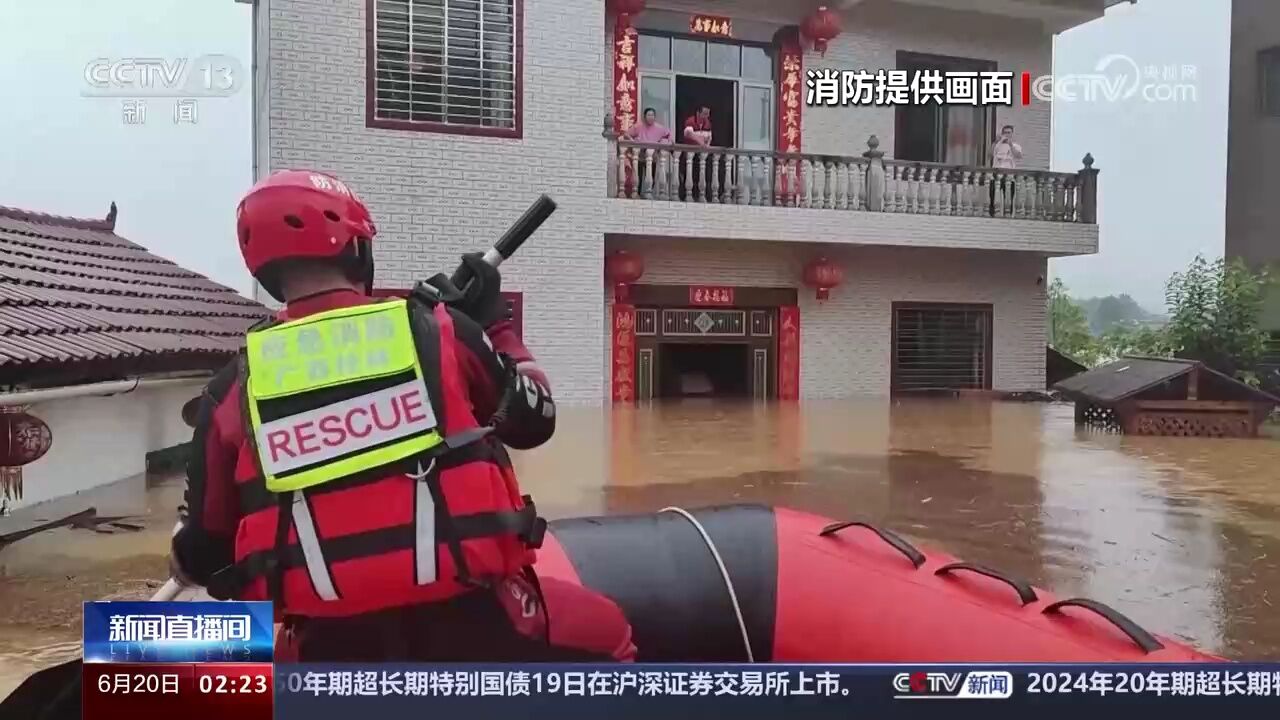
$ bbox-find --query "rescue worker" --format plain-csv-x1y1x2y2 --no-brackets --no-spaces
170,170,636,662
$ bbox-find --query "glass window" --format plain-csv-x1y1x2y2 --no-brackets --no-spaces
371,0,518,131
639,34,670,70
1262,47,1280,117
673,38,705,73
742,46,773,82
707,43,740,77
640,75,673,127
740,85,772,151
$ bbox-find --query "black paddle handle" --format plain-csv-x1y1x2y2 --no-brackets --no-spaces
450,194,558,290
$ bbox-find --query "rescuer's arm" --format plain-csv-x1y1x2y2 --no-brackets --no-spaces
170,362,241,587
444,254,556,450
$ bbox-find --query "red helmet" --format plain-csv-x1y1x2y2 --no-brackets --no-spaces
236,170,377,300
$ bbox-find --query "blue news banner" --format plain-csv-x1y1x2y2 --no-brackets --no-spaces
82,601,1280,719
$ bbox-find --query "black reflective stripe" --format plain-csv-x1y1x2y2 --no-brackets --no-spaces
255,369,418,423
236,433,506,517
226,505,541,590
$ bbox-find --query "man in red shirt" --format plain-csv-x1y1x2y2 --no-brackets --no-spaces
170,170,636,662
683,105,714,147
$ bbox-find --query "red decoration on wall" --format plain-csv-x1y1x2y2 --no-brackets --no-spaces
612,17,640,135
689,286,734,306
605,250,644,303
690,14,732,38
803,256,844,300
776,27,804,155
0,411,52,467
801,5,842,56
612,304,636,403
610,0,646,26
778,306,801,401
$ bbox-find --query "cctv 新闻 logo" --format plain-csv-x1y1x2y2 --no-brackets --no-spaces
82,55,244,98
1025,53,1198,104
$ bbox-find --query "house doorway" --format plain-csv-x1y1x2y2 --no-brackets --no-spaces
676,76,736,147
658,342,750,398
895,51,997,166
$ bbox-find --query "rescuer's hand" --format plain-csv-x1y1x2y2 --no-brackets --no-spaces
452,252,509,329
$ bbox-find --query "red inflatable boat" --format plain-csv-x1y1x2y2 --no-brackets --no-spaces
536,504,1222,663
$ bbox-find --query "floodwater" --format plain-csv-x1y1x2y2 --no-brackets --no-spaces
3,398,1280,695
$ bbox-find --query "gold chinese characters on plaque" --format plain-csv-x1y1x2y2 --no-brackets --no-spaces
690,15,732,38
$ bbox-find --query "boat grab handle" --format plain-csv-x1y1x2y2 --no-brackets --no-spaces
934,562,1038,606
1042,598,1165,654
819,521,926,569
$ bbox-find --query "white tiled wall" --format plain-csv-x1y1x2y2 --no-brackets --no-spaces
606,237,1049,397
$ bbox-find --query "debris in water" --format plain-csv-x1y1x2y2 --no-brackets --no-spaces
921,497,933,504
1152,532,1176,544
1104,540,1118,545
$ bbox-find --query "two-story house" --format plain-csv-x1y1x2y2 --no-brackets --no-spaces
244,0,1114,404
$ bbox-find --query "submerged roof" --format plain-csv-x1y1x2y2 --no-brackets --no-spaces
0,203,267,386
1053,356,1280,406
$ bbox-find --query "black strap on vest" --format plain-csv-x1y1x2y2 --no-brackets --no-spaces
207,493,544,599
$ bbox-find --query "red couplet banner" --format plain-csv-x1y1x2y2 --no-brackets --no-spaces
778,306,801,401
82,663,274,720
612,304,636,403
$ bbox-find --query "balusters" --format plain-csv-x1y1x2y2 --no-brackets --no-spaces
708,151,720,204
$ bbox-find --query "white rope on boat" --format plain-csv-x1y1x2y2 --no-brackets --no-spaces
658,506,755,663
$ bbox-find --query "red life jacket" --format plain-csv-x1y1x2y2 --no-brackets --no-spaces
210,297,544,618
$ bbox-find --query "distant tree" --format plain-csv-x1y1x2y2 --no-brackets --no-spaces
1096,321,1175,364
1164,255,1273,385
1047,278,1101,366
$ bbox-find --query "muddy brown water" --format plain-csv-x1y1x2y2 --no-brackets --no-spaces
2,398,1279,695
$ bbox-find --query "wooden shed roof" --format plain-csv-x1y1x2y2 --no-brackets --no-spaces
1053,356,1280,406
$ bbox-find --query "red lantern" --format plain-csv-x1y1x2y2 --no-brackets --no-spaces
801,6,842,56
610,0,646,27
605,250,644,303
0,411,53,467
803,256,843,301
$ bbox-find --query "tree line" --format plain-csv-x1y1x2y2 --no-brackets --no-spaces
1048,256,1277,389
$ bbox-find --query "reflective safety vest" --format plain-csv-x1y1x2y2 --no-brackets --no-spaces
210,296,545,617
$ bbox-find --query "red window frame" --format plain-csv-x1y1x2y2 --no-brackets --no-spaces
372,288,523,340
364,0,525,139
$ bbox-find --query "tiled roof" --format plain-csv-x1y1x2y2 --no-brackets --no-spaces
0,203,268,385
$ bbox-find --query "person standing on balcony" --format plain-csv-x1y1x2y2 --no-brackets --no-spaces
170,170,637,663
990,124,1023,216
624,108,672,196
625,107,673,144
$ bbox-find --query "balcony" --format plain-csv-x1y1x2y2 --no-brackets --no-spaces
605,130,1099,225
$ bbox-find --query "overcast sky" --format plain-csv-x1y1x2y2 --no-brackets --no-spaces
0,0,1230,311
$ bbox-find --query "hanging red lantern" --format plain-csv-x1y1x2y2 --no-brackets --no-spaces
0,411,53,467
803,256,844,301
801,6,842,56
605,250,645,303
610,0,646,27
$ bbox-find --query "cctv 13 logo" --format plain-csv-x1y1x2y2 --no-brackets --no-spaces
893,671,1014,699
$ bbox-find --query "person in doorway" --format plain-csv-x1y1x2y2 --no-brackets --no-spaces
683,105,714,147
624,108,672,196
989,124,1023,216
170,170,637,663
680,105,715,200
